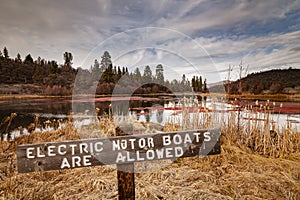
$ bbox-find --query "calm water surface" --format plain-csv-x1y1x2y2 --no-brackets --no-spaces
1,96,300,135
0,96,166,133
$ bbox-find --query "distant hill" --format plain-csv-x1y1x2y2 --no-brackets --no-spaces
208,81,226,93
209,68,300,94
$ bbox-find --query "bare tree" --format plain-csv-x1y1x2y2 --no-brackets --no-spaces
226,64,233,94
236,60,249,141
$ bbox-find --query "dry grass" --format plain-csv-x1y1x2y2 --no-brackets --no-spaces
1,105,300,199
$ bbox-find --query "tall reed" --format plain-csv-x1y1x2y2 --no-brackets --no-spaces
166,97,299,158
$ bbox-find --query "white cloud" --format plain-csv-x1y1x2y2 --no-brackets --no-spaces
155,0,300,35
0,0,299,84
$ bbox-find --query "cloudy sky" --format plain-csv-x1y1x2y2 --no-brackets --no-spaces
1,0,300,83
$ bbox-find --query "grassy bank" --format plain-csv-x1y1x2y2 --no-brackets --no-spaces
1,111,299,199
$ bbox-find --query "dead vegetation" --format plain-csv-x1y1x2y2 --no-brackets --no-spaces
1,107,300,199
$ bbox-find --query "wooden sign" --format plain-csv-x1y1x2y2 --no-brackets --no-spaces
17,128,221,173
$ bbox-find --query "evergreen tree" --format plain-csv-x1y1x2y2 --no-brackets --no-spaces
100,51,112,71
3,47,9,59
143,65,152,84
103,64,114,82
191,76,195,90
195,76,199,92
94,59,100,70
92,59,100,81
116,66,122,80
203,78,208,93
50,60,58,74
15,53,22,63
199,76,203,92
117,66,122,76
24,54,34,64
133,67,142,84
155,64,164,84
191,76,203,92
63,52,73,67
181,74,186,85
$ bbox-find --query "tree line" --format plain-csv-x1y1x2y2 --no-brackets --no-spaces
75,51,209,95
0,47,76,95
0,47,209,95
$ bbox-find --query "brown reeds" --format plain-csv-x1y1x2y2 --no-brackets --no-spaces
0,100,300,199
165,98,299,158
0,113,17,141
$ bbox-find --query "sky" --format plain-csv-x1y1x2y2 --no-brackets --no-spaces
0,0,300,83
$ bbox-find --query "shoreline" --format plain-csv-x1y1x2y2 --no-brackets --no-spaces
1,93,300,102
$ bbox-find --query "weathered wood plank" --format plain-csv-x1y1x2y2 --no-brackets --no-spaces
17,128,221,173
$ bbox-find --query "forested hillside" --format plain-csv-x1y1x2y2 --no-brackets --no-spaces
0,47,76,95
226,68,300,94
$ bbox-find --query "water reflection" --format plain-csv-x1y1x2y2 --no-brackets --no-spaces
0,96,167,134
0,97,72,133
1,96,300,137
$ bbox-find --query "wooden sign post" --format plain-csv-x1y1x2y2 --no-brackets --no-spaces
17,128,221,199
116,126,135,200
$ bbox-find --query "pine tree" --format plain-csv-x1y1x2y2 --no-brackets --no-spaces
100,51,112,71
191,76,195,90
116,66,122,80
155,64,164,85
50,60,58,74
24,54,34,64
15,53,22,63
94,59,100,70
181,74,186,85
195,76,199,92
103,64,114,83
92,59,100,81
3,47,9,59
143,65,152,84
203,78,208,93
199,76,203,92
63,52,73,70
133,68,142,84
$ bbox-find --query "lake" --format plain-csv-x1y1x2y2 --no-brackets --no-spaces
0,95,169,134
1,95,300,139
